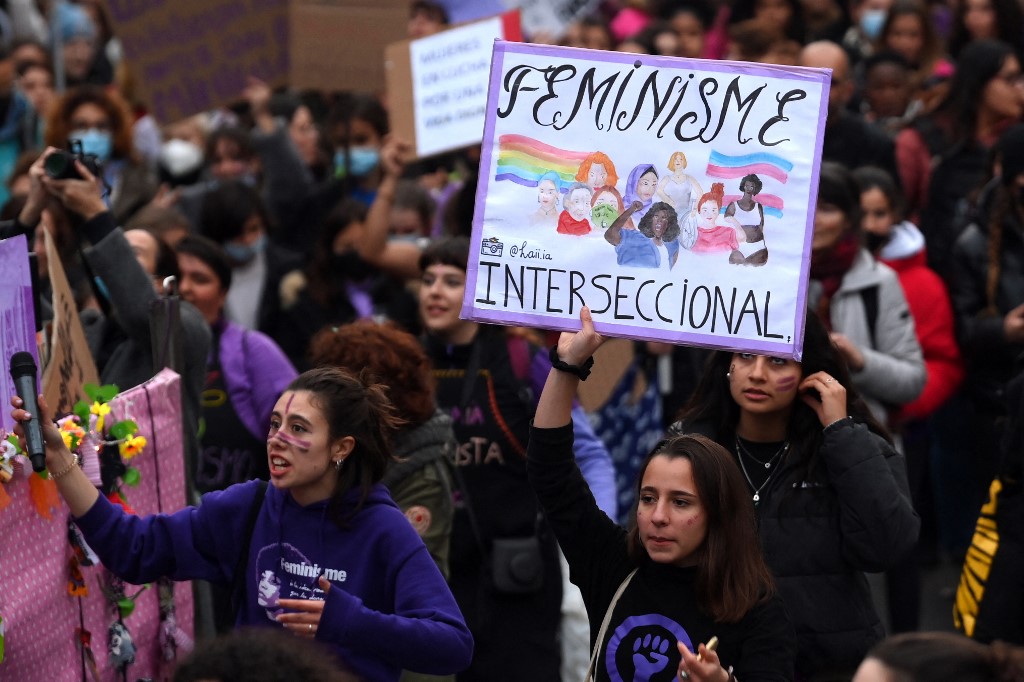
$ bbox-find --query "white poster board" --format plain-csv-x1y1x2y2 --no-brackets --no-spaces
462,42,831,359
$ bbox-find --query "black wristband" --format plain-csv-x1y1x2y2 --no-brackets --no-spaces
548,345,594,381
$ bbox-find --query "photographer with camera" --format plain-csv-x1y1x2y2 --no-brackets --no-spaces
43,85,158,225
23,146,209,484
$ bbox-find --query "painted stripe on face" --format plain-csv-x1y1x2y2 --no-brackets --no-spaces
775,376,797,392
271,430,312,451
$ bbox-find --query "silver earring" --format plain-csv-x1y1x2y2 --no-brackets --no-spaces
333,459,343,470
726,372,731,378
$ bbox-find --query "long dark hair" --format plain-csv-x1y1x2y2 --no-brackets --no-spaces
285,367,404,525
306,199,368,308
626,435,775,623
948,0,1023,59
933,40,1018,147
678,312,890,483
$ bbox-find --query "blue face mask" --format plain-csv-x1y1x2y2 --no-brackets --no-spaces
860,8,887,40
71,128,113,163
335,146,379,178
223,234,266,265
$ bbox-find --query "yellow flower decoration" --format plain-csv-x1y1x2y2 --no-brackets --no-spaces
59,420,85,452
119,435,147,460
90,402,110,433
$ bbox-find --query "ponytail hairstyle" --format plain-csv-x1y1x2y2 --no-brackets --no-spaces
697,182,725,213
285,367,404,526
626,435,775,623
865,631,1024,682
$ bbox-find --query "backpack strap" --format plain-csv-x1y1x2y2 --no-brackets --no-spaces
859,284,879,349
586,569,638,681
231,480,269,621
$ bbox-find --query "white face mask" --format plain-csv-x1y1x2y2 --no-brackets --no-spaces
159,138,204,178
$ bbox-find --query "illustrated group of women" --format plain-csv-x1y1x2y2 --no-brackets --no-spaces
531,151,771,269
4,0,1024,680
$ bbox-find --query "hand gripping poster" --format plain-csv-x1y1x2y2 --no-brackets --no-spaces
462,42,830,359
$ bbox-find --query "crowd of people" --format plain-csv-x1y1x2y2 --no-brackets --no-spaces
2,0,1024,679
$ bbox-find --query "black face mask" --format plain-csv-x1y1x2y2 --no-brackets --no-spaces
865,231,890,254
330,251,375,281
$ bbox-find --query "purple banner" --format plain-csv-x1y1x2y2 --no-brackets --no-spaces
0,234,38,432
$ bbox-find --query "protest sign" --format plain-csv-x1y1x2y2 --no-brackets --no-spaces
0,235,37,432
463,42,830,359
386,12,522,159
41,229,99,419
106,0,289,124
290,0,408,93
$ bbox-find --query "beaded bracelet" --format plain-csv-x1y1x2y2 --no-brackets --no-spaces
548,345,595,381
50,453,80,481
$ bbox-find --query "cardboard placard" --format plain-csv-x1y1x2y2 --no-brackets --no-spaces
463,42,831,360
41,229,99,419
0,235,38,433
289,0,408,93
106,0,289,124
385,12,521,159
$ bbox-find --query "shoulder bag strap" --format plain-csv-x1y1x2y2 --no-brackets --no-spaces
585,568,638,682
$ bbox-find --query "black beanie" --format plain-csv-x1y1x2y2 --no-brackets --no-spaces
998,124,1024,185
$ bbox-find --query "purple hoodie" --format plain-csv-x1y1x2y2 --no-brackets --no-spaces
74,481,473,679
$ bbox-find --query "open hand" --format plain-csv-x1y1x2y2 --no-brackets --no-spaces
798,371,848,427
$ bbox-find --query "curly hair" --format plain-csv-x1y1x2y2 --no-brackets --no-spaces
575,151,619,188
308,320,436,428
738,173,763,195
637,201,681,241
45,85,136,161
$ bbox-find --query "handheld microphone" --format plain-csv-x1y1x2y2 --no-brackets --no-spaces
9,351,46,473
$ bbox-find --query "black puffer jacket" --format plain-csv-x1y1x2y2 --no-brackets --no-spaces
670,418,919,679
951,179,1024,412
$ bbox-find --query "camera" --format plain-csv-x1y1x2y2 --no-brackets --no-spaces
44,139,103,180
480,237,504,257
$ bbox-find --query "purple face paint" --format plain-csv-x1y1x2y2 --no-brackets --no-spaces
271,430,312,451
284,392,295,413
775,376,798,392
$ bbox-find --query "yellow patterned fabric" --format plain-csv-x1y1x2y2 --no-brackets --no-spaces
954,478,1003,637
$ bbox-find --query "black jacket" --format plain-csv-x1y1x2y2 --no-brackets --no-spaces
670,418,918,679
951,180,1024,411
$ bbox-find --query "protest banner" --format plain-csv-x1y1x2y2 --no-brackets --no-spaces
385,12,522,159
290,0,408,93
0,235,37,433
106,0,289,124
41,229,99,419
463,42,830,359
1,369,194,680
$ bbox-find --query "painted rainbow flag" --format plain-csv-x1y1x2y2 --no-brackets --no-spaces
495,134,590,190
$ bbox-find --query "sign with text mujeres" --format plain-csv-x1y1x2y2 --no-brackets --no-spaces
463,42,830,359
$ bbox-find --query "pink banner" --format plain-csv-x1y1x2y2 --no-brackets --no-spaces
1,369,193,681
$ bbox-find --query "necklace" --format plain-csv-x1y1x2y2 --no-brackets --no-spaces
735,437,789,505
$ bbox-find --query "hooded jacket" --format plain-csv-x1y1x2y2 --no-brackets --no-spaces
877,222,963,419
74,481,474,680
809,249,926,422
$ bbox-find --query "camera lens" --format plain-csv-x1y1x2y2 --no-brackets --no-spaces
44,152,71,179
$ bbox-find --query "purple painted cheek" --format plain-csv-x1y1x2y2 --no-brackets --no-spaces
776,376,797,392
271,431,312,451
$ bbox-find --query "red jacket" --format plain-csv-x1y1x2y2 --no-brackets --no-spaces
879,223,964,420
